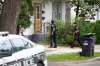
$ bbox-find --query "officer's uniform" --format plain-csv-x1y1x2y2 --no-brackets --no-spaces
50,20,57,48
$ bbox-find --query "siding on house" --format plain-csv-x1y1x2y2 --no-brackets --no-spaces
42,1,52,23
42,1,52,33
62,2,66,22
42,1,67,33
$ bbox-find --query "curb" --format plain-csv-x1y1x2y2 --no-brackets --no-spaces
88,57,100,61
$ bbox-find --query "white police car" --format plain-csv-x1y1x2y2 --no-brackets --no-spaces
0,32,47,66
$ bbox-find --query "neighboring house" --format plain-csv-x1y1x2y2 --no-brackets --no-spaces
84,8,100,22
94,9,100,21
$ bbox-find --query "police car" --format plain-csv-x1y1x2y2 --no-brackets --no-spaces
0,32,47,66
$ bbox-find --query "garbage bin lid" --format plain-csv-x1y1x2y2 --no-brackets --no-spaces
83,33,96,37
87,33,96,35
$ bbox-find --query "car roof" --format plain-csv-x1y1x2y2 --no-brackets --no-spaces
0,34,22,39
0,34,36,46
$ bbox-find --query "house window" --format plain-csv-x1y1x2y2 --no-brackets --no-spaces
52,2,62,20
56,3,62,20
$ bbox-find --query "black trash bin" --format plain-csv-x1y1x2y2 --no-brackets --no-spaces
80,33,96,56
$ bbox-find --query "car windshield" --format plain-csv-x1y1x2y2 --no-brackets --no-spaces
0,38,12,52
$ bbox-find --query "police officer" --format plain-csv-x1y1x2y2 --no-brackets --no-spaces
50,20,57,48
74,24,81,47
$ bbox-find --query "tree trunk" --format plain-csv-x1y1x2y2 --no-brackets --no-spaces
0,0,21,34
75,1,80,23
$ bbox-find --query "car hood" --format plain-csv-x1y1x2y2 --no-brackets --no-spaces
0,59,3,65
0,45,45,65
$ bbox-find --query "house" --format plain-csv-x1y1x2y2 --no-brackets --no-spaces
23,0,73,41
23,0,100,42
24,0,72,32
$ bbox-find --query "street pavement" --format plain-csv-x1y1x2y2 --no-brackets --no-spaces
48,61,100,66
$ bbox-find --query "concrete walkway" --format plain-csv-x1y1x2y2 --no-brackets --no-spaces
42,45,100,61
42,45,100,55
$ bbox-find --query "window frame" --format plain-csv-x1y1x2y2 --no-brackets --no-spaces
10,38,34,52
10,38,26,52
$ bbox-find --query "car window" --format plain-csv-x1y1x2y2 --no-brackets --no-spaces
0,39,12,52
11,38,25,52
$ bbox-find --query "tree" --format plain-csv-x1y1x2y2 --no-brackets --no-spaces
84,0,100,6
71,0,100,23
17,0,33,29
0,0,21,34
0,0,33,34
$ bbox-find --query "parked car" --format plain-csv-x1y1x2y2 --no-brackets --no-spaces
0,32,47,66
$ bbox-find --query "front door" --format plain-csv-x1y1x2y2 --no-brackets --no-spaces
34,3,42,33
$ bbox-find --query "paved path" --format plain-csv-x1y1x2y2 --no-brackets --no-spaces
42,45,100,66
43,45,100,55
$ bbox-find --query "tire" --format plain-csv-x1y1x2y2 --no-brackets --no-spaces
37,62,44,66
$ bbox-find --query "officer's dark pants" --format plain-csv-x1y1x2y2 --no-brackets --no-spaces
75,36,82,47
50,35,57,48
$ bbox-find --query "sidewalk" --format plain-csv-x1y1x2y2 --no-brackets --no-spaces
43,45,100,62
43,45,100,55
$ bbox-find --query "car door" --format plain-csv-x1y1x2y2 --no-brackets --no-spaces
0,39,16,64
10,38,36,66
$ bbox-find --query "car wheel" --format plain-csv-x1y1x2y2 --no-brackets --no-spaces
37,62,44,66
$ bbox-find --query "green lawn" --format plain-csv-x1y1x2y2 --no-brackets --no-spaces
48,53,100,62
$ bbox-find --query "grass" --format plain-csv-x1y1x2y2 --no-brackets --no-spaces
48,52,100,62
38,38,49,45
39,39,69,46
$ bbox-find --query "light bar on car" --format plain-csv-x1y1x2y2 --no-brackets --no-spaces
0,32,9,36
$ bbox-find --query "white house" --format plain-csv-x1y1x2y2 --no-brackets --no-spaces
24,0,72,35
23,0,100,38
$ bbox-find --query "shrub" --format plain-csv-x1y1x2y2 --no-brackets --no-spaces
41,20,74,46
94,20,100,43
55,20,65,44
55,20,74,45
66,33,74,44
79,21,95,37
